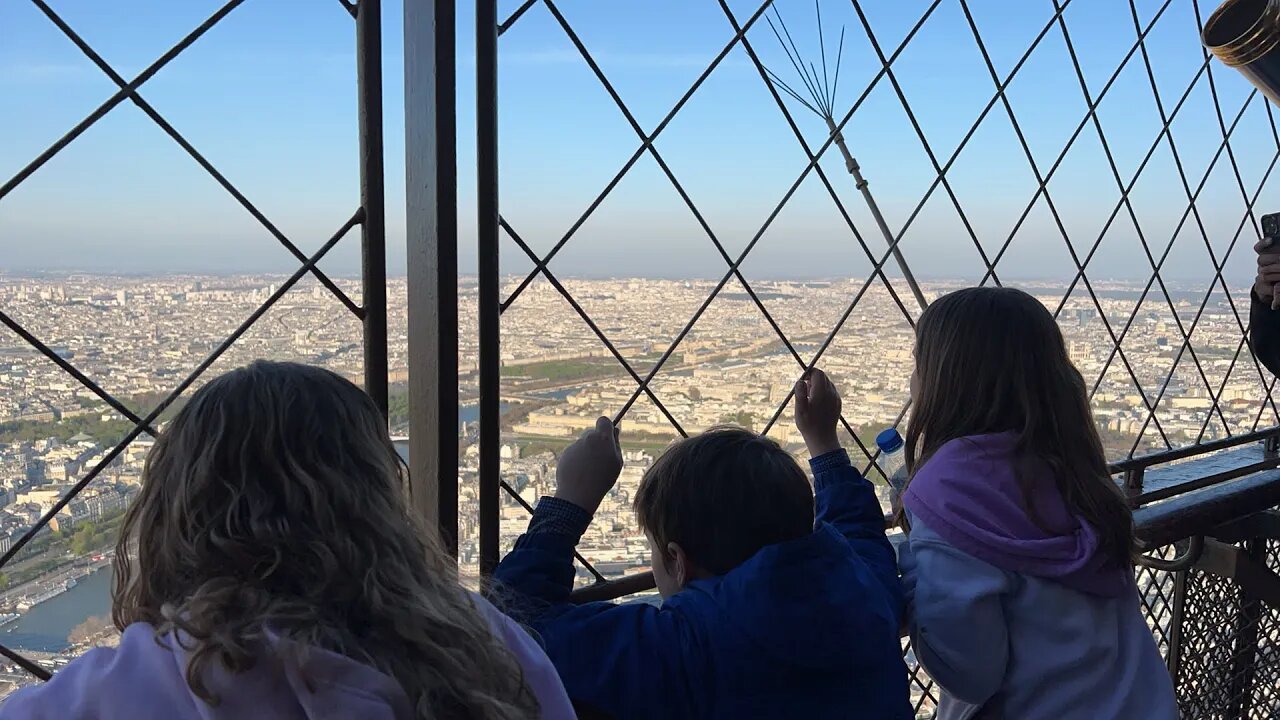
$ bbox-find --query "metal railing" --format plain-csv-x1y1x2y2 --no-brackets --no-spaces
0,0,386,682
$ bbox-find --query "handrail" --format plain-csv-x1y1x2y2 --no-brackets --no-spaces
1124,437,1280,505
1108,427,1280,475
569,433,1280,604
1134,467,1280,549
571,571,661,604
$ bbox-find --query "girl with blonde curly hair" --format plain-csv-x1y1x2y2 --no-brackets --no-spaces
3,361,572,720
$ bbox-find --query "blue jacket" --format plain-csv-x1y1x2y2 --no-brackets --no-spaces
493,449,912,720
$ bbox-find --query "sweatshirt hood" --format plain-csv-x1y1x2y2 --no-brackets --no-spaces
902,432,1131,597
0,622,416,720
169,628,415,720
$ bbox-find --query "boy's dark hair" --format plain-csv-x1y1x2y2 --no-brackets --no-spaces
633,427,815,576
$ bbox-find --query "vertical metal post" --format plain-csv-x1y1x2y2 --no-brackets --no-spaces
357,0,388,417
1124,466,1145,492
1166,568,1188,686
477,0,501,577
823,116,927,311
404,0,459,553
1226,540,1263,717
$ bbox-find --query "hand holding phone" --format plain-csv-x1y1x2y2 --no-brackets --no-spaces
1257,213,1280,310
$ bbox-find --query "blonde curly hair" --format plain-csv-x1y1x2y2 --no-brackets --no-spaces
111,360,538,718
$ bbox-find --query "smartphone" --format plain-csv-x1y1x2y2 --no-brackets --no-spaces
1264,212,1280,241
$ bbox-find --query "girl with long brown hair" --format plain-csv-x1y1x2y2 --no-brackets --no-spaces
2,361,572,719
896,287,1175,720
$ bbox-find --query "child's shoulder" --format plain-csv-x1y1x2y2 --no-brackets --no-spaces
0,623,179,718
907,433,1026,514
918,433,1016,481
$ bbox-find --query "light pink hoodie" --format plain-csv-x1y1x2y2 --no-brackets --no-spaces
0,595,574,719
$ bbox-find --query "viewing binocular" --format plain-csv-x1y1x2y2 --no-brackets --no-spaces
1204,0,1280,107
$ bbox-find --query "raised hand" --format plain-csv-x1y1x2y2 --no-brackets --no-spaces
794,368,843,458
1255,237,1280,310
554,416,624,514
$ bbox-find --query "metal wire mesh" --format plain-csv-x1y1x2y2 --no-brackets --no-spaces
488,0,1280,588
0,0,382,683
1161,538,1280,720
5,0,1280,707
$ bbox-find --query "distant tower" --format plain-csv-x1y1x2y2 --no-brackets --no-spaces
116,290,127,306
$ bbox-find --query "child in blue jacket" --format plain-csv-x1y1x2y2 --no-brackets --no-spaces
494,369,912,719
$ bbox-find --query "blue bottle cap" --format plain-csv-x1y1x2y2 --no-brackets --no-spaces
876,428,904,453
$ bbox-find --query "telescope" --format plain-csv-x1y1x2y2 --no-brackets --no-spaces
1205,1,1280,239
1204,0,1280,107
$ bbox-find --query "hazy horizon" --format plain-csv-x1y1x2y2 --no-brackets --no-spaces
3,0,1275,284
0,267,1256,287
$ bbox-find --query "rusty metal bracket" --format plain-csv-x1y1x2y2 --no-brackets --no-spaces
1136,535,1205,572
1192,537,1280,610
1205,510,1280,545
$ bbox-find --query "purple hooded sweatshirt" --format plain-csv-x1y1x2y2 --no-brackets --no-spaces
0,594,574,720
898,432,1176,720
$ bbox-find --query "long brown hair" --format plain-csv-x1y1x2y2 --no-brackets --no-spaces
111,361,538,718
905,287,1133,564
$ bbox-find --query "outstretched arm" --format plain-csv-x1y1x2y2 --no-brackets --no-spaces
494,505,697,719
494,416,623,610
810,448,903,619
794,369,903,620
492,418,700,719
492,497,595,611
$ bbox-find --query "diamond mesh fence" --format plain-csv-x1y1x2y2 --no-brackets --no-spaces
1165,537,1280,720
485,0,1280,587
481,1,1280,717
5,0,1280,711
0,0,383,686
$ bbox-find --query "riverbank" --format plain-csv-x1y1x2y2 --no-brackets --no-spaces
2,562,113,654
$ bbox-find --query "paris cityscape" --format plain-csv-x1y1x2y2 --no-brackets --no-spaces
0,270,1272,703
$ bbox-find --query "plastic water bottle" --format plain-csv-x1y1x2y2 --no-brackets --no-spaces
875,428,908,494
877,428,910,535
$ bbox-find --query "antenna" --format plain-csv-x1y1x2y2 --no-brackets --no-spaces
764,2,927,311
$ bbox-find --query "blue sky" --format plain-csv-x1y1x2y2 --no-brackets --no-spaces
0,0,1276,285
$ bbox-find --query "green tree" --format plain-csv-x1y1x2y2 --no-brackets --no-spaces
68,523,101,556
719,411,755,431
